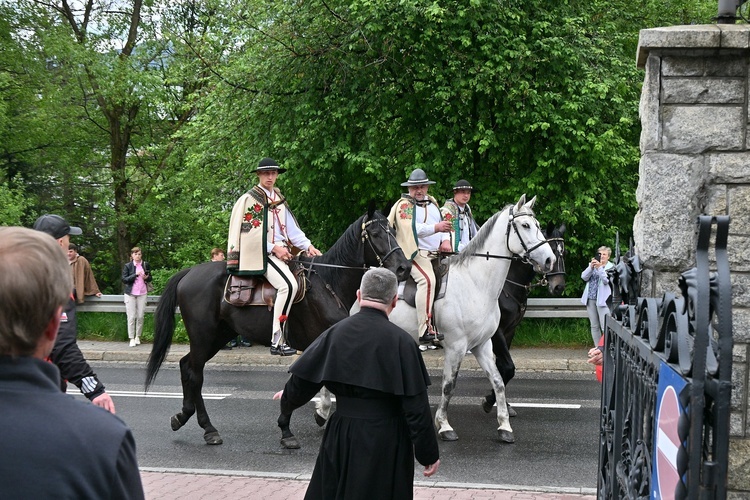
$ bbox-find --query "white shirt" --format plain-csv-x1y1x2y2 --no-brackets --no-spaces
414,201,450,251
261,186,312,254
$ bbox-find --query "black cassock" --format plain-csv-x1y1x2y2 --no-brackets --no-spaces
280,306,439,500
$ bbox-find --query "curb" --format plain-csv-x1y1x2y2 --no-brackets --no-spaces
79,341,596,374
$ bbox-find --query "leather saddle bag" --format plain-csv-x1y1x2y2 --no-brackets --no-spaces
223,268,307,309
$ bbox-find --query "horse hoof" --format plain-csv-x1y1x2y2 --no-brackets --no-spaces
439,430,459,441
170,415,183,431
482,398,493,414
498,430,515,443
281,437,300,449
314,412,327,427
204,432,223,445
507,403,518,418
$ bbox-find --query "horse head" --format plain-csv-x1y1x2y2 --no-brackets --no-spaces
543,222,567,296
506,194,556,274
362,207,411,282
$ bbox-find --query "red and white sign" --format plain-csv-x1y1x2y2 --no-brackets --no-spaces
652,362,688,499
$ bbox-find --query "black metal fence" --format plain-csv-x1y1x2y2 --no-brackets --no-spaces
597,216,733,499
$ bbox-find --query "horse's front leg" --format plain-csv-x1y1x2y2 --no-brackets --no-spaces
277,412,300,449
314,387,333,427
473,340,515,443
434,349,463,441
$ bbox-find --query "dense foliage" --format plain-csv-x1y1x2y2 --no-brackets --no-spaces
0,0,717,295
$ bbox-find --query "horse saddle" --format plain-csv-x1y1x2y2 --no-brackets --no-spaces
223,268,307,308
399,258,450,308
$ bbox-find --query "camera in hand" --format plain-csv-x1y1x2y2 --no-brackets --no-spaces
595,252,601,262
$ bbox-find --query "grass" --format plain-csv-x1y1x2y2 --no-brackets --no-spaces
511,318,592,348
77,312,189,344
77,312,590,348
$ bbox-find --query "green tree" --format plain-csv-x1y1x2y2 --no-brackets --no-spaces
183,0,716,294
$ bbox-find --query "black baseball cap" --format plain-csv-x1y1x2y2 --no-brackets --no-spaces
32,214,83,239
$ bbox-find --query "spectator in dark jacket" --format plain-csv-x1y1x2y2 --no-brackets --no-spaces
0,226,144,499
32,214,115,413
122,247,152,347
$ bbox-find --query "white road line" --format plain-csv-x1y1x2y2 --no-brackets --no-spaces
313,396,581,410
67,390,230,400
497,402,581,409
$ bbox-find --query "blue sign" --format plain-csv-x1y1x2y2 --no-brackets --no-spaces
651,361,688,500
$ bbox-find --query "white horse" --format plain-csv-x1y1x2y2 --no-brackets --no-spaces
313,195,554,444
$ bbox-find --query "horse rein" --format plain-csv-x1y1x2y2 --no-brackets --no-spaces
290,216,398,272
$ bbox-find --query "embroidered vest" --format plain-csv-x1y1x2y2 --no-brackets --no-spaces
388,194,440,260
227,186,289,275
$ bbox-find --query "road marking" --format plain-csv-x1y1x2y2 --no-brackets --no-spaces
314,396,581,410
67,390,230,400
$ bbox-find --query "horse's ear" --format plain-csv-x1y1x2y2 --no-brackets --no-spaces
515,194,527,211
524,195,537,209
546,221,555,236
367,200,377,219
558,223,566,235
382,200,394,216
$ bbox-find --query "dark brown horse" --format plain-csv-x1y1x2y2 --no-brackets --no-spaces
483,223,567,415
145,209,410,444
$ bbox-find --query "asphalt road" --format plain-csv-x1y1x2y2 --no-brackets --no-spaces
76,363,602,491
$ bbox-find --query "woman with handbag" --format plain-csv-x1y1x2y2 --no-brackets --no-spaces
122,246,152,347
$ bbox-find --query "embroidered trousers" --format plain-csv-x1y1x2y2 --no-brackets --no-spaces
265,254,299,345
411,252,436,337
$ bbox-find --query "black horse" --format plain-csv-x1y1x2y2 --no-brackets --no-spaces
145,209,411,445
483,223,567,414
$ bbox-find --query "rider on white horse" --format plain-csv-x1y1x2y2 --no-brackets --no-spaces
441,179,480,252
387,168,452,344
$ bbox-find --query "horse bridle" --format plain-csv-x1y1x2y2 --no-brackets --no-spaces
290,216,398,272
436,206,548,262
504,206,549,262
544,237,566,277
504,236,567,292
361,217,401,268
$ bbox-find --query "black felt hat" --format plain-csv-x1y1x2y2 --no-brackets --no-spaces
452,179,477,192
400,168,436,187
251,157,287,174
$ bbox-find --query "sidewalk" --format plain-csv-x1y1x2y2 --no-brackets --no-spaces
78,340,595,374
84,340,597,499
140,469,596,500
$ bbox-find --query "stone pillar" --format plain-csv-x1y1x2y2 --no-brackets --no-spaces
636,25,750,497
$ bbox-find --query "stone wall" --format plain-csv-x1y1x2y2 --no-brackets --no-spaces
635,24,750,496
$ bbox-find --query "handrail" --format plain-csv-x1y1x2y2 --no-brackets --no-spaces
76,295,587,318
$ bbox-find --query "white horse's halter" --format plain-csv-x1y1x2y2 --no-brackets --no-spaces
505,206,547,262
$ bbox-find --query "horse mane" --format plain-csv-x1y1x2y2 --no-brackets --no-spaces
300,213,366,291
452,203,535,267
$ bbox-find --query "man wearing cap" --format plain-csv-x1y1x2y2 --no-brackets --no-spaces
388,169,452,343
32,214,116,413
441,179,480,252
227,157,322,356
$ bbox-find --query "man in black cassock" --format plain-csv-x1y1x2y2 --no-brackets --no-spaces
277,267,440,500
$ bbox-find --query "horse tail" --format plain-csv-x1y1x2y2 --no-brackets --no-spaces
145,267,191,390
